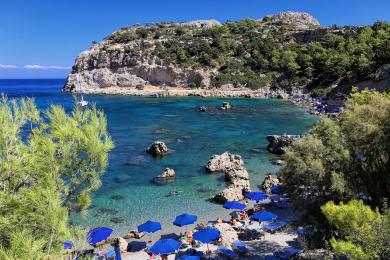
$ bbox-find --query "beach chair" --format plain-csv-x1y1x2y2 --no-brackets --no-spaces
274,247,303,259
232,240,247,254
217,246,239,259
263,221,288,233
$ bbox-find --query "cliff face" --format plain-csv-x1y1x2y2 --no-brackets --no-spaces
63,12,387,95
63,12,322,93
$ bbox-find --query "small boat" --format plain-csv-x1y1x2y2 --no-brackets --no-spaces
77,75,88,107
79,95,88,107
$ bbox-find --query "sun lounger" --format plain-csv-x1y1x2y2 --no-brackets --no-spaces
233,240,247,254
274,247,303,259
263,221,288,233
217,246,239,259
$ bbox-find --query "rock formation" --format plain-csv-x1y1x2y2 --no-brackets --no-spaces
146,141,169,156
61,13,323,95
154,168,176,182
206,152,244,173
266,135,297,154
221,102,232,110
215,223,238,248
260,12,320,30
261,174,280,194
207,152,250,202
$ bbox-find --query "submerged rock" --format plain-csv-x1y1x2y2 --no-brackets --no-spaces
272,159,284,165
197,187,214,193
114,175,132,184
125,155,146,166
146,141,169,156
96,208,118,216
110,217,125,224
110,195,125,201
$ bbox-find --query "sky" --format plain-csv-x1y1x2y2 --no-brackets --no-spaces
1,0,389,79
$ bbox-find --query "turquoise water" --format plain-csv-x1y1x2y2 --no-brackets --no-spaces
0,79,318,235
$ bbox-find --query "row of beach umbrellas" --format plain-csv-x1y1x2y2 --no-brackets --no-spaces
83,191,274,258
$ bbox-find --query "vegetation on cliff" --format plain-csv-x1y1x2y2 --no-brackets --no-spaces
103,17,390,91
0,98,113,258
280,88,390,258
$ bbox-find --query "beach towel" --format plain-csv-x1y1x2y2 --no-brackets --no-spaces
263,221,288,233
217,246,239,259
233,240,247,254
274,247,303,259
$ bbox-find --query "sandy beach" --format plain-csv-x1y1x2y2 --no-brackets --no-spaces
108,196,301,260
76,85,271,98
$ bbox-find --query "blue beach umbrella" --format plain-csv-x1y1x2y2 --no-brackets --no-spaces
138,220,162,233
86,227,113,247
193,228,221,244
174,213,198,227
177,256,200,260
114,246,122,260
245,191,268,201
250,211,277,222
223,201,246,211
148,238,182,255
63,241,73,250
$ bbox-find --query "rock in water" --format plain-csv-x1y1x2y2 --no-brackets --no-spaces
266,135,295,154
261,174,280,194
208,152,250,203
221,102,232,110
154,168,176,182
146,141,169,156
198,106,207,112
206,152,244,173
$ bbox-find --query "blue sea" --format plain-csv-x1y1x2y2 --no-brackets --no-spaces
0,79,318,235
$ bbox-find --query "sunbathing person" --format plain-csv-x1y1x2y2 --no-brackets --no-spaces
216,217,223,224
197,222,207,229
230,218,243,230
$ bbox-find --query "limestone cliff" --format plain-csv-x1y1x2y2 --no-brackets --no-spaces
62,12,389,96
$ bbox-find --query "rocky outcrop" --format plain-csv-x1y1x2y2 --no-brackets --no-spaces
206,152,244,173
260,12,320,30
294,249,334,259
146,141,169,156
215,223,238,248
261,175,280,194
154,168,176,182
61,13,323,95
266,135,298,154
221,102,232,110
208,152,250,202
181,19,222,29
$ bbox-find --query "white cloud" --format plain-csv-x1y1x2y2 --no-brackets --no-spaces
24,64,71,70
0,64,17,68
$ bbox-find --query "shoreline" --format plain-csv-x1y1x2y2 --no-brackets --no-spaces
71,85,335,117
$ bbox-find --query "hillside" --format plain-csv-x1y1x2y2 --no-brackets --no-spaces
63,12,390,97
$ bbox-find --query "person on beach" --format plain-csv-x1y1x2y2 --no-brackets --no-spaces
216,217,223,224
197,222,207,229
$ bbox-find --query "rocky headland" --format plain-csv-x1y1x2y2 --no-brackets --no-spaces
62,12,390,104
